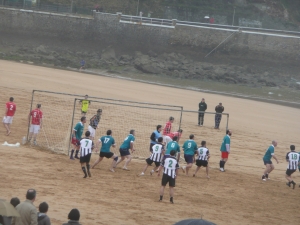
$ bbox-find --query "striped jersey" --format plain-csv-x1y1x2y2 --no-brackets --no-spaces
80,138,93,157
286,151,300,170
161,156,179,179
150,144,164,162
196,147,209,161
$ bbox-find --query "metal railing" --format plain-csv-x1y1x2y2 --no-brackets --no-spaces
120,15,173,27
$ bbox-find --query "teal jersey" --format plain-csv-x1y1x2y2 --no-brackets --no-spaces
99,135,115,153
220,135,231,152
263,145,275,161
166,141,180,155
120,134,135,149
182,140,198,155
73,122,84,140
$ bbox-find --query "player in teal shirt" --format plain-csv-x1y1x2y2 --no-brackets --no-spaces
181,134,198,176
91,130,118,172
262,140,279,181
116,130,136,170
70,116,86,160
219,130,232,172
165,136,181,161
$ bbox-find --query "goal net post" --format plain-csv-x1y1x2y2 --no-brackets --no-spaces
71,98,183,159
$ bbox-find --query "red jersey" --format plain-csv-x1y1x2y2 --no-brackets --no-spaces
163,121,172,135
167,132,182,139
6,102,16,116
30,109,43,125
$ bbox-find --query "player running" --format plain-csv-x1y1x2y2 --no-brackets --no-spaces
140,137,164,176
70,117,86,160
219,130,232,172
3,97,16,136
80,131,94,178
115,130,135,170
79,95,90,116
285,145,299,189
28,104,43,145
193,141,210,178
181,134,198,176
165,129,183,146
157,150,179,204
149,125,162,153
88,109,102,140
262,140,279,181
91,130,118,172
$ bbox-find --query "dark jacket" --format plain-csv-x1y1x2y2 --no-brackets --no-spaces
62,221,82,225
37,213,51,225
215,105,224,113
198,102,207,112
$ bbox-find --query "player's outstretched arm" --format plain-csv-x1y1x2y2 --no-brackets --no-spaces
272,155,279,163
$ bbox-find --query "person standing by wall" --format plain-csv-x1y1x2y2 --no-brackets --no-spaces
214,103,224,129
28,104,43,145
198,98,207,126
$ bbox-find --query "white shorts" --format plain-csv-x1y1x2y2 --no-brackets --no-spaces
163,136,172,146
88,125,96,137
3,116,13,124
30,124,40,134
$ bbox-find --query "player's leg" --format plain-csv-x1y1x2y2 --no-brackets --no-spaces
86,154,92,177
152,162,161,175
285,169,296,189
169,176,175,203
193,166,200,177
198,113,200,125
74,140,80,159
80,162,88,178
182,155,193,175
110,154,118,172
88,126,95,140
3,117,11,135
32,125,40,145
140,158,152,175
205,162,210,178
123,155,132,170
185,163,193,176
159,174,168,202
91,155,104,169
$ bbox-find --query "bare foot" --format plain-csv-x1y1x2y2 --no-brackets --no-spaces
6,131,11,136
110,168,115,172
207,176,210,179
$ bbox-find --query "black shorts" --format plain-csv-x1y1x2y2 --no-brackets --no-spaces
99,152,114,158
80,154,91,163
286,169,296,176
81,111,87,114
196,160,208,167
161,173,176,187
146,158,161,167
119,148,130,156
149,143,155,152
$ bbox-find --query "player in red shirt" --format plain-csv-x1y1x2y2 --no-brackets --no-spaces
162,116,174,145
3,97,16,135
28,104,43,145
165,129,183,145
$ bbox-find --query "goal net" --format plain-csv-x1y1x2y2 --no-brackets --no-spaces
71,98,183,159
28,90,183,157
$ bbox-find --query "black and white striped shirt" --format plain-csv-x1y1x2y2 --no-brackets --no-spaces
196,147,209,161
150,144,164,162
161,157,179,179
286,151,300,170
80,138,93,157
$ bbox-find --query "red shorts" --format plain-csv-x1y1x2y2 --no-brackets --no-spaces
221,151,229,159
71,137,80,146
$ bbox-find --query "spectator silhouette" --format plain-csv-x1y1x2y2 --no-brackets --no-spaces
37,202,51,225
12,189,38,225
62,209,81,225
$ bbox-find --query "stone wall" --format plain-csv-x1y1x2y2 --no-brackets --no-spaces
0,8,299,65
